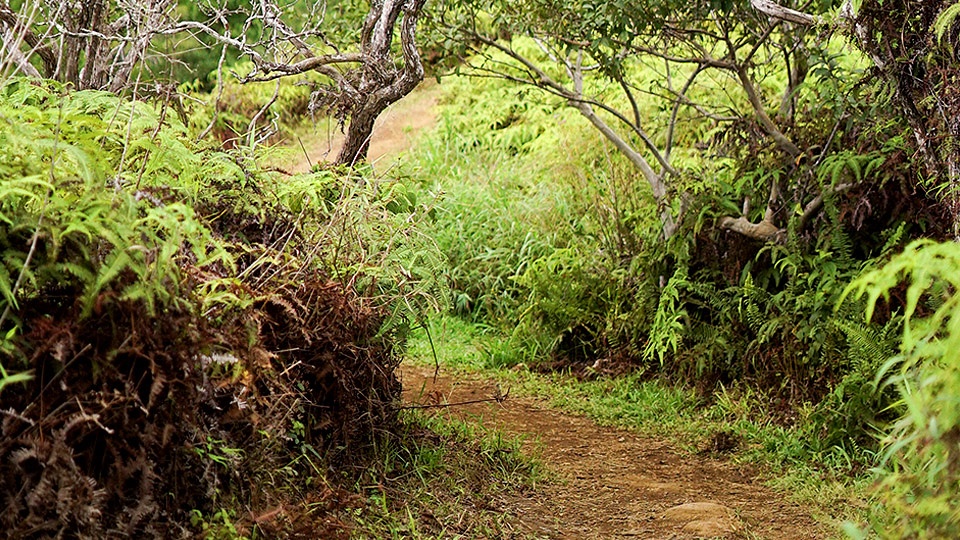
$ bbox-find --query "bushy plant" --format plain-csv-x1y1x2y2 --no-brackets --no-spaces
403,30,939,475
0,78,232,326
843,240,960,538
0,77,444,537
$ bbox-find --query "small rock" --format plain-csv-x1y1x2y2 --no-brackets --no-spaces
661,502,739,539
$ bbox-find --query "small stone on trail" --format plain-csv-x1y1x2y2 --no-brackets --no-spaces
661,502,739,538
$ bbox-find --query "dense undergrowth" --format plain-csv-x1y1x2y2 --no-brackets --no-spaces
2,1,960,536
397,45,959,535
0,78,446,537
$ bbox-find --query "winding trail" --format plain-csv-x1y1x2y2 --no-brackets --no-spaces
292,80,827,538
401,364,826,539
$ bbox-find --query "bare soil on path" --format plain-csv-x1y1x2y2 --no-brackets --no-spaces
401,364,827,540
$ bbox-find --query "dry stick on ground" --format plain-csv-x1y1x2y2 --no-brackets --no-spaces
395,387,510,411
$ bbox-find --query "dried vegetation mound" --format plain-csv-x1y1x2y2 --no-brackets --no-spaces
2,272,398,538
0,79,412,538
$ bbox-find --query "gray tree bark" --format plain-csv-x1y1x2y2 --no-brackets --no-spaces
336,0,428,166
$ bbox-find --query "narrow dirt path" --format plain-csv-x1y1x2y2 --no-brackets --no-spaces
289,82,826,538
401,364,827,540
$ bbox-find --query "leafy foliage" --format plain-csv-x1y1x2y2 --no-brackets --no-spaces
843,240,960,538
0,78,444,537
0,78,231,326
401,19,951,495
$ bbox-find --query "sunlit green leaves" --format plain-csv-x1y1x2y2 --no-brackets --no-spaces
844,239,960,537
0,78,233,324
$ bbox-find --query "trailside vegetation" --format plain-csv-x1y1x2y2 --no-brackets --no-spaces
2,0,960,537
0,78,443,537
403,0,960,535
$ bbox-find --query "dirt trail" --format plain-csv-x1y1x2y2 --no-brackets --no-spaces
290,83,825,539
290,80,441,173
401,364,826,539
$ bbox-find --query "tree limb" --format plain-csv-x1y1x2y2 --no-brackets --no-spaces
720,182,858,241
735,64,801,157
475,35,678,177
0,27,41,77
718,215,783,241
798,182,855,229
666,64,707,160
750,0,817,26
0,1,57,76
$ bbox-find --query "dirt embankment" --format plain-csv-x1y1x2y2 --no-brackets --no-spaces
401,364,827,540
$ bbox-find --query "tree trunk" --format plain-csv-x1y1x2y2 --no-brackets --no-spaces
332,0,427,167
337,104,380,167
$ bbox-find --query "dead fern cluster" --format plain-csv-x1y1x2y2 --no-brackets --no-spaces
0,251,402,538
0,79,414,538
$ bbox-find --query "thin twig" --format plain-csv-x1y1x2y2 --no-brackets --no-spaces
395,392,510,411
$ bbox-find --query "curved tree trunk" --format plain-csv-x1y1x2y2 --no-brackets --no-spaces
337,103,380,167
333,0,427,167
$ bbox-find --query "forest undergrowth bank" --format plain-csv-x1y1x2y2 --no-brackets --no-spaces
0,78,460,538
396,55,960,536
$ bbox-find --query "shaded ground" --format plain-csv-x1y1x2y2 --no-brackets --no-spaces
401,364,827,539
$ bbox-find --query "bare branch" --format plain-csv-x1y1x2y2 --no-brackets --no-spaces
666,64,707,160
630,44,734,70
718,215,783,241
1,27,41,77
197,43,229,141
798,182,855,229
0,1,58,76
735,60,801,157
475,35,678,177
750,0,817,26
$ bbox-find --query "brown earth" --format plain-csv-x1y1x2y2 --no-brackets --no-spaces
401,364,827,540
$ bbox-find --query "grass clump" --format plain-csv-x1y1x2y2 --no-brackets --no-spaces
345,410,543,539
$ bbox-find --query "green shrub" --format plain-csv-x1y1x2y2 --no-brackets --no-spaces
406,38,933,479
0,77,444,537
0,78,231,328
843,240,960,538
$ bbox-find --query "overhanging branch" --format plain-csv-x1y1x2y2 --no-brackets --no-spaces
750,0,817,26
